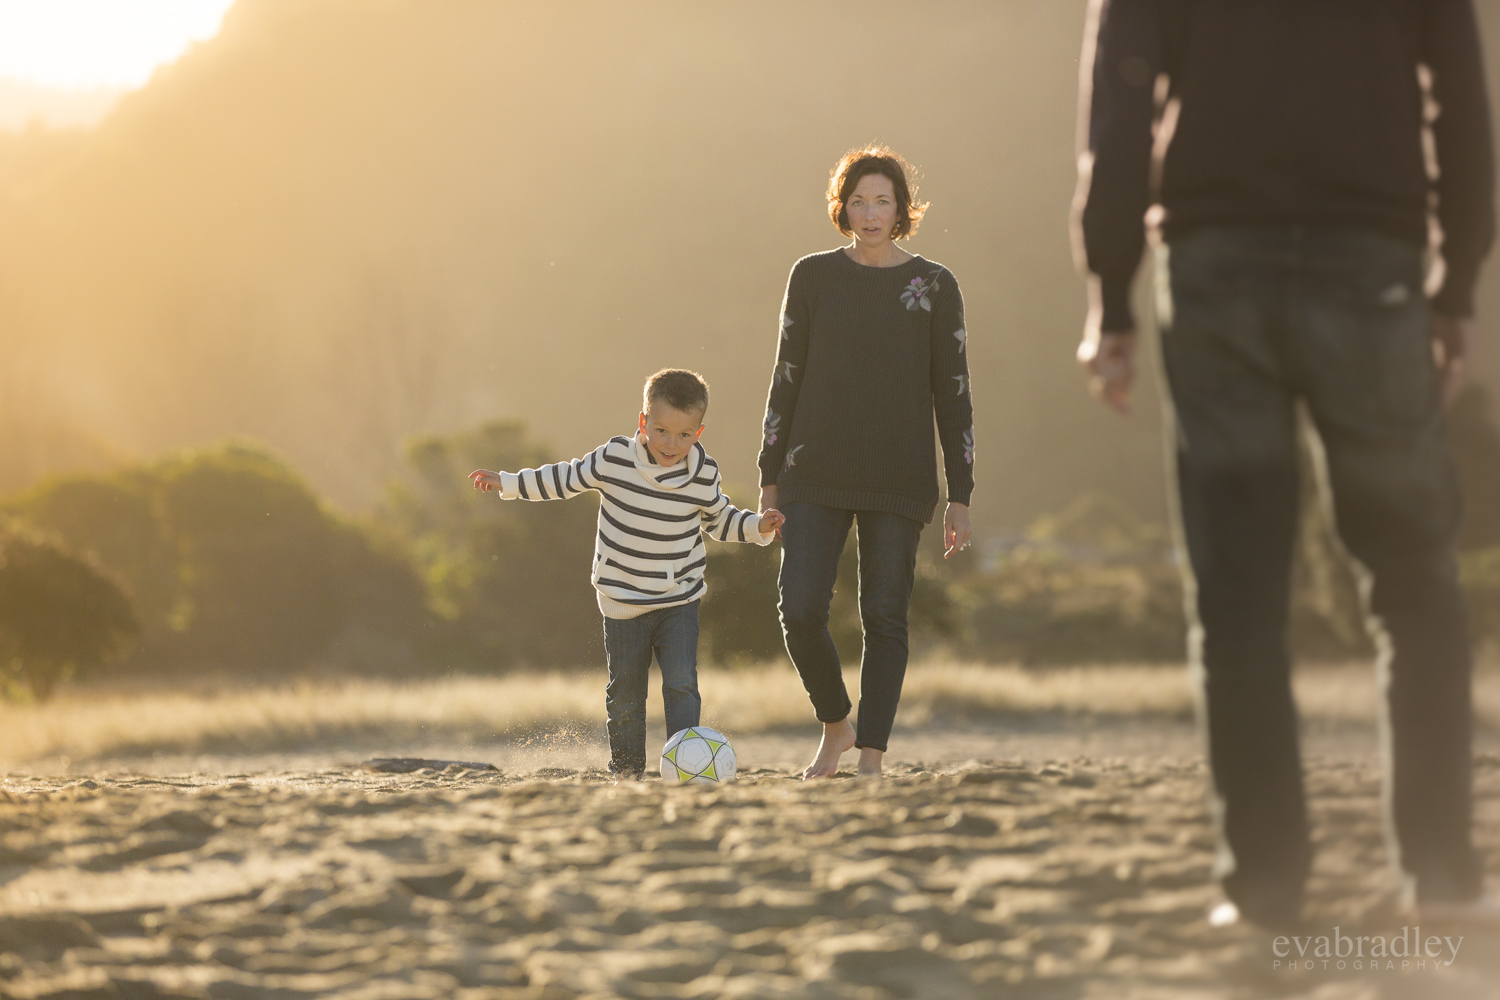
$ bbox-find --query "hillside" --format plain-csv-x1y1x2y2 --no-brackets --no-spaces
3,0,1498,530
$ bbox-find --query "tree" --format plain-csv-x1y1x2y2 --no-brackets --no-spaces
0,519,137,700
5,441,431,674
382,421,601,669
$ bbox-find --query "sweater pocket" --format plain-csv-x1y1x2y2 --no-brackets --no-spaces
673,551,707,586
600,554,672,594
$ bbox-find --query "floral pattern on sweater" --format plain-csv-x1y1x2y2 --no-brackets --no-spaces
900,272,940,312
762,411,781,448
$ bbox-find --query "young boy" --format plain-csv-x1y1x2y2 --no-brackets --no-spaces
469,369,784,777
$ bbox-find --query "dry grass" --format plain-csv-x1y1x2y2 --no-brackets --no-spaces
1,662,1496,767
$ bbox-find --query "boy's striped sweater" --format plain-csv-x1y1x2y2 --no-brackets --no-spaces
498,433,773,619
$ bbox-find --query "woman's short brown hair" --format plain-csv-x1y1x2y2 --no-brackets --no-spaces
827,145,929,240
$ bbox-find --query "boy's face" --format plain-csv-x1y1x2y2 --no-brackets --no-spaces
638,400,704,466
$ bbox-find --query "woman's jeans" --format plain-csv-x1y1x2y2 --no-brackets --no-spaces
1160,227,1479,912
778,502,924,752
601,600,701,774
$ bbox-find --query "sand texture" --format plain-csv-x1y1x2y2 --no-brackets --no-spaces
2,737,1498,1000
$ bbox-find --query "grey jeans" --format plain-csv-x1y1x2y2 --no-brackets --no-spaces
1160,227,1479,915
601,600,701,774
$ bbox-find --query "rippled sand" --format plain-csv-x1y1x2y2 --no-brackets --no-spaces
2,724,1497,999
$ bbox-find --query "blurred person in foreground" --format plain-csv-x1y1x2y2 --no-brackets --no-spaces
1074,0,1496,926
471,370,783,778
758,146,974,780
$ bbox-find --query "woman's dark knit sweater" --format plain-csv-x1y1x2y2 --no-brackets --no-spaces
757,249,974,524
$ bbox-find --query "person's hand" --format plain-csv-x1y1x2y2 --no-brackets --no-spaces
1432,313,1472,410
759,484,778,513
943,502,971,559
1077,328,1138,415
469,469,505,492
758,508,785,538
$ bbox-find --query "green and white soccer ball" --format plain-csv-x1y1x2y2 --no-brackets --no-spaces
660,726,736,785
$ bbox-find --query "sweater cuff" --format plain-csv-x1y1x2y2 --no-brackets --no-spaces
758,467,779,488
946,486,973,507
1098,273,1137,333
498,471,521,500
750,513,776,546
1432,256,1480,318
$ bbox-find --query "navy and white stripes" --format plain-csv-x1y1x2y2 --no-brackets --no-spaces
499,434,772,619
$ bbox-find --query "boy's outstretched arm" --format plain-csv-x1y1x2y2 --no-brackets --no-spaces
468,443,610,500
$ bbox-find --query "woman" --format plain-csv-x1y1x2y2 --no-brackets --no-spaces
758,146,974,779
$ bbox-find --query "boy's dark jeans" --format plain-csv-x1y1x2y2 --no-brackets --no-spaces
777,501,924,752
601,600,701,774
1161,227,1480,914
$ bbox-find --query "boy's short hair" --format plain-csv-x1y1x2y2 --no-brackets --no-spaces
644,369,709,416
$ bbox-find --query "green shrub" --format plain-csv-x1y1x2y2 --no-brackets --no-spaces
952,485,1494,666
0,519,137,699
940,488,1369,666
382,421,601,669
943,495,1186,664
1,470,182,635
956,548,1187,665
5,441,429,674
150,444,428,669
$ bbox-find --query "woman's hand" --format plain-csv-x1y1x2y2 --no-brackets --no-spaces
759,485,778,514
943,502,971,559
469,469,505,492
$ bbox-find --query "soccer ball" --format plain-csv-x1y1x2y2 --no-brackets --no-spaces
660,726,737,785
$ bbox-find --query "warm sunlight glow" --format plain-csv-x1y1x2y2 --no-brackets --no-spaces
0,0,236,89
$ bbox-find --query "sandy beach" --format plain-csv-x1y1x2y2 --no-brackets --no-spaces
2,683,1498,1000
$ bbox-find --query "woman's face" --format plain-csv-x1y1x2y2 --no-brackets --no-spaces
844,172,899,247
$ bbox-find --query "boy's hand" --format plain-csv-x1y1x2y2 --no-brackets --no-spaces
758,508,785,537
469,469,505,493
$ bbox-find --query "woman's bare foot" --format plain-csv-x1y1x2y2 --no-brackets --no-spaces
802,718,856,779
856,747,884,779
